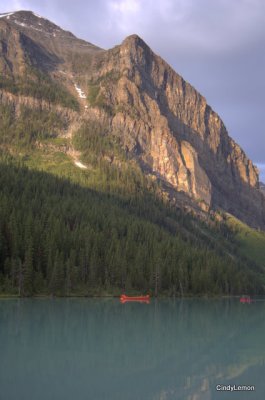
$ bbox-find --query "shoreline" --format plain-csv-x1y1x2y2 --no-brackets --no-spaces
0,293,246,299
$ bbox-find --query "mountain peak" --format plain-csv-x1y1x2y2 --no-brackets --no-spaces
0,10,41,18
0,10,75,39
123,34,145,44
0,9,101,55
120,34,154,67
122,34,150,50
0,10,49,23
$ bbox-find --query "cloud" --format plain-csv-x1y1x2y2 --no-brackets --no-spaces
103,0,265,54
108,0,141,32
1,0,25,12
110,0,140,14
178,0,265,53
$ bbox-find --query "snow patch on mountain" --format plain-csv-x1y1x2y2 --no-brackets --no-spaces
0,12,15,18
13,19,45,33
14,20,26,27
74,84,86,99
74,161,87,169
33,12,42,18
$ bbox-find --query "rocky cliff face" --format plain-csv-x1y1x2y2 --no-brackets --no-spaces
260,182,265,196
1,12,265,228
85,35,265,226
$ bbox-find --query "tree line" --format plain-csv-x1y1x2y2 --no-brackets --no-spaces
0,159,263,297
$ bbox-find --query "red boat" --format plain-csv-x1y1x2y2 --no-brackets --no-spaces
120,294,150,303
240,296,252,303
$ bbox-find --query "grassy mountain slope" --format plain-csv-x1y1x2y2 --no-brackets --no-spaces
227,215,265,268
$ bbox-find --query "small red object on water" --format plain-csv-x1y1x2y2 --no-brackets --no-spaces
240,296,252,303
120,294,150,303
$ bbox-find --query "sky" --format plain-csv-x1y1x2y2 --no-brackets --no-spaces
1,0,265,181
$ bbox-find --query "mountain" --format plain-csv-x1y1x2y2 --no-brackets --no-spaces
0,10,265,296
0,10,101,70
260,182,265,195
85,34,265,228
1,10,264,228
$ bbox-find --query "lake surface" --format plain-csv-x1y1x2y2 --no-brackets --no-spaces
0,298,264,400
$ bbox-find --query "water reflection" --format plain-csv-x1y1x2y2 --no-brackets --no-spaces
0,298,264,399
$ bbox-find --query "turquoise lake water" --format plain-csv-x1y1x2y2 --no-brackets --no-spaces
0,298,264,399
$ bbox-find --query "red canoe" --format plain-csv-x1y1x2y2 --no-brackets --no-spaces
120,294,150,302
240,296,252,303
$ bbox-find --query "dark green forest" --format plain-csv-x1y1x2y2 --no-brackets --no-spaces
0,155,263,297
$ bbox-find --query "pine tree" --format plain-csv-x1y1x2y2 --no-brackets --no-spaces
23,240,34,296
65,258,72,296
50,251,65,296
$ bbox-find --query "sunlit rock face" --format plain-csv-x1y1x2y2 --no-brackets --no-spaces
1,13,264,227
88,34,264,225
